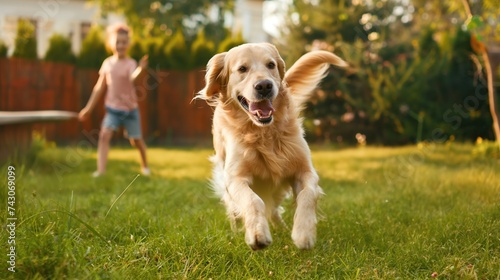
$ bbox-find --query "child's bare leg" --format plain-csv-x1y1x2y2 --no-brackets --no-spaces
97,128,114,174
130,138,148,169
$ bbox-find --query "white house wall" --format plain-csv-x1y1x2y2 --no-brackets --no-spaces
234,0,269,43
0,0,100,57
0,0,271,58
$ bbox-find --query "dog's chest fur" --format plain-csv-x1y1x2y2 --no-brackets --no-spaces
227,119,307,184
213,89,309,184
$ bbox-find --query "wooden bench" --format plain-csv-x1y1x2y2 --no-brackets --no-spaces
0,111,77,162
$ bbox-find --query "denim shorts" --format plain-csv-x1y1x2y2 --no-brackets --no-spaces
102,106,142,139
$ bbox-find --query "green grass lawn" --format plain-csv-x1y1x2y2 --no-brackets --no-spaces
1,143,499,279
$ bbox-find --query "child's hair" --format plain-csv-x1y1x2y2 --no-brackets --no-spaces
106,22,131,37
105,22,132,51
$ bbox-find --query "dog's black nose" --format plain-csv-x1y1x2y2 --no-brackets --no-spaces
254,80,273,98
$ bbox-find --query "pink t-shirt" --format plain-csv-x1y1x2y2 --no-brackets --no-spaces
99,56,138,111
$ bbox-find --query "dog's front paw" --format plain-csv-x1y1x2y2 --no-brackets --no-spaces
292,221,317,250
292,230,316,250
245,220,272,250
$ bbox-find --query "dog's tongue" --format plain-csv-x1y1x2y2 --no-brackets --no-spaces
249,99,274,118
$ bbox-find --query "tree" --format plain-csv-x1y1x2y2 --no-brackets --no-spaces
217,30,245,53
44,34,76,64
13,19,37,60
0,41,7,58
92,0,234,43
279,0,398,65
143,37,170,70
165,30,190,70
77,26,109,69
191,30,216,68
279,0,494,144
128,39,145,63
461,0,500,148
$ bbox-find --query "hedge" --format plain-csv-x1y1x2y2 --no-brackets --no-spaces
13,19,37,60
44,34,76,64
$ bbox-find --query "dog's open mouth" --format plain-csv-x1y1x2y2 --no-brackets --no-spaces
238,96,275,125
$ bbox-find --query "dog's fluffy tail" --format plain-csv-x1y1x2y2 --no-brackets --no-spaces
284,51,348,110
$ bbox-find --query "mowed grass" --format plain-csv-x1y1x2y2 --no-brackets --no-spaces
1,143,499,279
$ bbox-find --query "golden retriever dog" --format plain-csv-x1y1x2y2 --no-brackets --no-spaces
196,43,347,250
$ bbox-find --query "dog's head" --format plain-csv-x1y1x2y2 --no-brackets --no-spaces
197,43,286,126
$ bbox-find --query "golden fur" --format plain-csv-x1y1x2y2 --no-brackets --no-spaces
196,43,347,250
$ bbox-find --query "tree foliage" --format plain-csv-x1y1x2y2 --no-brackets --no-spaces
165,30,190,70
77,26,110,69
0,41,7,58
217,31,245,53
142,37,169,70
191,30,215,68
13,19,37,60
128,39,145,63
92,0,233,44
281,0,496,145
89,0,240,70
279,0,397,65
44,34,76,64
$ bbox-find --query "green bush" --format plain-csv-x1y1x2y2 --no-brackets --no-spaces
77,26,109,69
144,37,169,70
303,27,490,145
44,34,75,64
13,19,37,60
217,31,245,53
472,138,500,158
191,30,215,68
128,39,144,63
0,41,8,58
417,27,440,57
165,30,190,70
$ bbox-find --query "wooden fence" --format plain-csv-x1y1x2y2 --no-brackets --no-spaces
0,58,213,146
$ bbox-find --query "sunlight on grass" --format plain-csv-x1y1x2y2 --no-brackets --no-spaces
100,148,214,179
1,144,498,279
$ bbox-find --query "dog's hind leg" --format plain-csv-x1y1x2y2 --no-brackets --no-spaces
269,188,290,229
271,206,288,229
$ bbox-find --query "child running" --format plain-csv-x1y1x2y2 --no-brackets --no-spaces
79,23,150,177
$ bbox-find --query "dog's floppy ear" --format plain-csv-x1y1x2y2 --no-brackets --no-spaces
195,52,227,105
277,55,286,80
262,43,286,79
269,44,286,79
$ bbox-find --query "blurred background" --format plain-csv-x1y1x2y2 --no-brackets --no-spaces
0,0,499,149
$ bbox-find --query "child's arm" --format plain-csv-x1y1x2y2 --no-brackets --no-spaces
131,55,149,85
78,74,107,121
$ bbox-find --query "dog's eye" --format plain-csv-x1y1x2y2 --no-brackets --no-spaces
238,66,247,73
267,62,276,69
